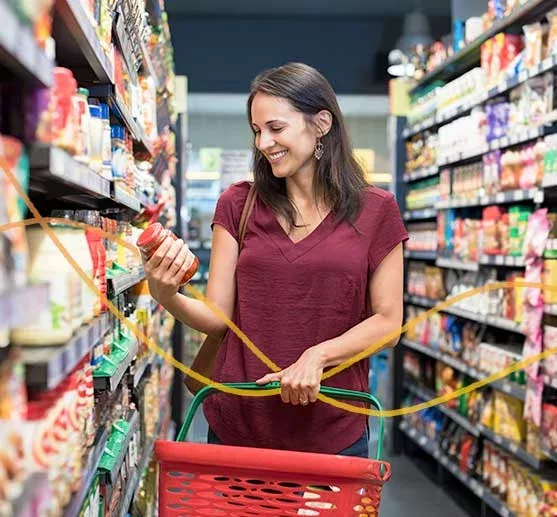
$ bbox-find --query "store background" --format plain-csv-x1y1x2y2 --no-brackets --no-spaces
4,0,557,515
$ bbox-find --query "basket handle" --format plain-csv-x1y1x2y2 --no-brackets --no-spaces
176,382,385,461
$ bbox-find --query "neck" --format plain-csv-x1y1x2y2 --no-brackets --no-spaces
285,161,317,207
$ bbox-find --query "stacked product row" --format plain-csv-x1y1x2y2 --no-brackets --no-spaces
398,2,557,513
0,0,183,515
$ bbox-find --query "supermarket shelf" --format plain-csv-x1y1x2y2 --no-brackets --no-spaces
542,441,557,462
544,175,557,188
410,0,555,94
55,0,114,83
0,283,49,330
118,405,169,517
88,85,154,156
112,90,154,156
404,55,557,138
403,165,439,182
139,39,160,90
477,424,546,470
63,427,109,517
489,378,527,401
400,339,527,400
21,312,111,391
437,126,551,168
404,293,438,308
403,208,438,221
546,304,557,316
131,354,153,388
117,412,165,517
436,257,479,272
102,410,140,484
108,268,145,297
404,250,437,261
112,183,140,212
118,467,140,517
403,117,437,138
404,381,480,437
93,337,139,391
11,472,50,517
436,189,543,210
441,303,526,336
0,0,53,87
399,420,440,458
480,255,526,267
485,314,525,334
399,421,515,517
30,145,111,200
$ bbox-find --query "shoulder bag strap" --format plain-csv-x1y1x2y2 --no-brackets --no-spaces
237,183,257,249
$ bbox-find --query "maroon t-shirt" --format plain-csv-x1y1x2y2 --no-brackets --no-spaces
203,181,408,454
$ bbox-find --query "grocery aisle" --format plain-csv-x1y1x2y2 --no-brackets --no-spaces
0,0,183,515
391,1,557,516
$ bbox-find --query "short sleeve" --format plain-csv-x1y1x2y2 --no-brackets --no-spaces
368,193,408,271
211,181,251,242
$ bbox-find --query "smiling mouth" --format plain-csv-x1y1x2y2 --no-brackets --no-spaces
268,150,288,162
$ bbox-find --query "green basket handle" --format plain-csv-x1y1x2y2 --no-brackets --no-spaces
176,382,385,462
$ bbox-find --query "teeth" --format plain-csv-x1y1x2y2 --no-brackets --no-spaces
269,151,287,160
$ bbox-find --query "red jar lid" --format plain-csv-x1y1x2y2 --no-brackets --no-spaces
137,222,164,249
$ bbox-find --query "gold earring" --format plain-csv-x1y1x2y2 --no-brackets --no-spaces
314,138,324,160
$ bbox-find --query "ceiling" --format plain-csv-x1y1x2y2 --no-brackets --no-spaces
165,0,451,17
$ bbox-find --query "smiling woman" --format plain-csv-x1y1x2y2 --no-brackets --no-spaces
141,62,408,458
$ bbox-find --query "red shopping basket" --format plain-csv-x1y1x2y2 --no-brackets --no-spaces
155,382,391,517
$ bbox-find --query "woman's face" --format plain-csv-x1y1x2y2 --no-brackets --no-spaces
251,93,318,179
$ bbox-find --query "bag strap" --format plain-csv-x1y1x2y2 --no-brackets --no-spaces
237,183,257,248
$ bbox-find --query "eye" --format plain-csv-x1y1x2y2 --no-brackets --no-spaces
270,127,284,133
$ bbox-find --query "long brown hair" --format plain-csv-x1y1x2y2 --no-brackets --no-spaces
247,62,368,229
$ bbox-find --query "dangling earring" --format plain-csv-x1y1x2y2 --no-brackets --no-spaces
314,138,324,160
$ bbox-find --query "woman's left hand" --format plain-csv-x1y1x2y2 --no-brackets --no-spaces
255,347,325,406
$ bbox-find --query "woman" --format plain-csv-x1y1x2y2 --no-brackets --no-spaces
143,63,408,458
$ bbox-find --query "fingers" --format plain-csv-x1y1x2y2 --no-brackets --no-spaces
146,235,174,269
281,377,319,406
159,238,184,272
166,242,189,277
255,372,281,385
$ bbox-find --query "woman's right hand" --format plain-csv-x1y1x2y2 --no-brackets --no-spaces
141,235,196,304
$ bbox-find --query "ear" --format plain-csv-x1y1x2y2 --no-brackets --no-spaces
313,110,333,137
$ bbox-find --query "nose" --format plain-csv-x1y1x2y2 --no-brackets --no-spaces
257,130,275,152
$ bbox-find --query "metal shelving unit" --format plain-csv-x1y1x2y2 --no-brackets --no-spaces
0,1,53,87
399,421,516,517
404,250,437,260
0,1,178,513
394,3,557,511
409,0,556,95
63,427,109,517
54,0,114,83
21,312,112,391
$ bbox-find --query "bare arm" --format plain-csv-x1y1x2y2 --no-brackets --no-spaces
257,243,405,405
143,224,239,336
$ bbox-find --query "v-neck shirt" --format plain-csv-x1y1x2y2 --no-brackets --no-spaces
203,181,408,454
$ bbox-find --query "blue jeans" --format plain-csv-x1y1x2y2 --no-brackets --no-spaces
207,427,369,458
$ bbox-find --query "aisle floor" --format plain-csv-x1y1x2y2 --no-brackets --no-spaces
380,453,471,517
